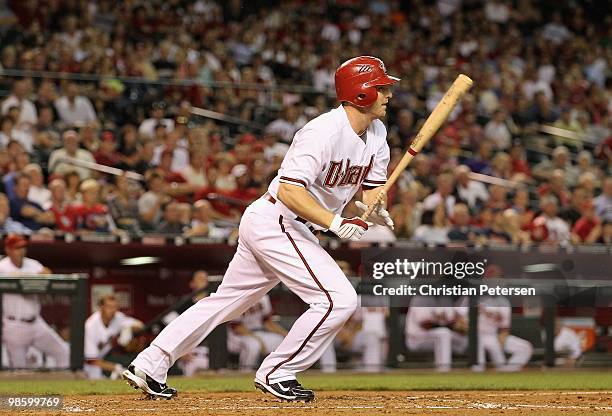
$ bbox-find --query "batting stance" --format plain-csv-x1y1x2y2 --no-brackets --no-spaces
124,56,398,401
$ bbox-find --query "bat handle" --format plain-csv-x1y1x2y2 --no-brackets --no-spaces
359,188,387,221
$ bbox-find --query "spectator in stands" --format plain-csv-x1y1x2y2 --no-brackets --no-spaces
184,199,231,239
23,164,50,210
152,131,189,172
403,154,435,195
48,130,95,180
48,178,77,233
390,183,422,239
455,165,489,210
72,179,114,234
571,200,600,244
138,101,174,140
509,141,532,178
533,146,579,186
530,196,570,245
538,169,571,208
181,149,208,189
0,192,31,234
486,185,510,210
501,209,532,245
448,203,478,242
423,172,455,214
413,206,449,245
1,78,37,127
264,104,304,144
107,175,141,235
138,171,171,231
94,131,121,167
466,140,494,175
155,201,184,235
54,82,98,128
593,219,612,245
9,172,54,231
593,177,612,221
484,109,512,151
560,187,589,226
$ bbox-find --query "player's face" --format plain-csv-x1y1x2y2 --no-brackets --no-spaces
369,86,393,119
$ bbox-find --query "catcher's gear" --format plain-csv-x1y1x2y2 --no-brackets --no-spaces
335,56,400,108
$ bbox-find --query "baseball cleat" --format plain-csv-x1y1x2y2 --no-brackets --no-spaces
254,378,315,402
122,365,177,400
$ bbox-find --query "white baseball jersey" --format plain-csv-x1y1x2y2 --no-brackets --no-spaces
478,296,511,335
268,105,389,227
0,256,44,319
132,104,390,385
84,310,139,360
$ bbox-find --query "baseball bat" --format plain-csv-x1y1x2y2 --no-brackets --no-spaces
360,74,473,220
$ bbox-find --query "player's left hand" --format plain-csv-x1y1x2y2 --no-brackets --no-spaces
355,201,394,230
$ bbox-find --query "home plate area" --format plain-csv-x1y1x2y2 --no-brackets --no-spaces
17,391,611,416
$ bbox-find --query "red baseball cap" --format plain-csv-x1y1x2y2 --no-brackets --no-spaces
5,234,27,250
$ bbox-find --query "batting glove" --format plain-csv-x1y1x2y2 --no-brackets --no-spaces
329,215,370,240
355,201,394,230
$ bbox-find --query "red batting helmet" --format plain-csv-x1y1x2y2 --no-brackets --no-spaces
335,56,400,108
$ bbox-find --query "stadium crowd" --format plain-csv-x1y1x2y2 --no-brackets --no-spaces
0,0,610,245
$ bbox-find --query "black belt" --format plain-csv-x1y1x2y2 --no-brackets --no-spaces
265,194,318,235
6,316,36,323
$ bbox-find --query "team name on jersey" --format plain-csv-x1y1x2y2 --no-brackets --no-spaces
324,155,374,188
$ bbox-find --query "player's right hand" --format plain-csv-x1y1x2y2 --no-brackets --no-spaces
329,215,370,240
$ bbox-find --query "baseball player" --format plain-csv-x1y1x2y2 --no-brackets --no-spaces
124,56,398,401
227,294,287,371
84,294,144,379
319,303,386,373
472,295,532,372
405,296,468,372
1,234,69,369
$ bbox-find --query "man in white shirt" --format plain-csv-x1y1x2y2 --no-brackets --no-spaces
138,102,174,140
84,294,143,379
1,79,37,127
455,165,489,210
264,105,306,144
24,164,51,210
1,234,69,369
48,130,96,180
54,82,98,128
538,196,571,245
422,173,456,215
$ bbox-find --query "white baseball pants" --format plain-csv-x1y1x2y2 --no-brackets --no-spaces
1,317,69,369
406,327,467,372
478,334,533,371
133,198,358,384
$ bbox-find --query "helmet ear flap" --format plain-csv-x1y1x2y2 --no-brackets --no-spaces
355,85,377,107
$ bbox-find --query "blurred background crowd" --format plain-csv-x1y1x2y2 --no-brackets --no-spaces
0,0,610,246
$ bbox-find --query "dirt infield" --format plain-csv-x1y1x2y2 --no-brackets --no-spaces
3,390,611,416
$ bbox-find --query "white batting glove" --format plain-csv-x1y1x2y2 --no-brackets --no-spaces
355,201,394,230
329,215,370,240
